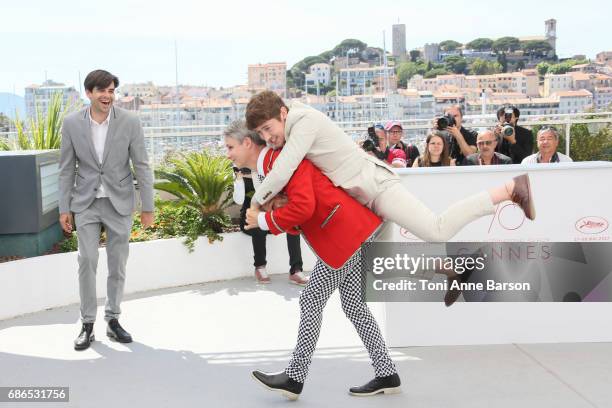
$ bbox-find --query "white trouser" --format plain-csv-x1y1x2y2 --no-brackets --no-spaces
343,163,495,242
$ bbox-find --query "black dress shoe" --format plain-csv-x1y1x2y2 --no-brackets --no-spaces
106,319,132,343
251,370,303,400
74,323,95,351
349,373,401,396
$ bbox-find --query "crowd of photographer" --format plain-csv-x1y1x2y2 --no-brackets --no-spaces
361,104,572,167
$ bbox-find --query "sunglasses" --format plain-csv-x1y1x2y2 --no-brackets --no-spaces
477,140,495,146
540,125,558,132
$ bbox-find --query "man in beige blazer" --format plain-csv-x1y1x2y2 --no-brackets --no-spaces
244,91,535,240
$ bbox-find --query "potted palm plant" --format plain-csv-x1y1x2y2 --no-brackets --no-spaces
154,151,235,250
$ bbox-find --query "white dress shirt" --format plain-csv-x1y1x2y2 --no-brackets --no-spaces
89,108,110,198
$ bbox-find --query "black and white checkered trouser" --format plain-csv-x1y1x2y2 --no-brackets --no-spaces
284,251,397,383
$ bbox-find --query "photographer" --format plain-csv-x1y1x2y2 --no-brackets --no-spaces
432,104,477,166
494,105,534,164
383,121,420,168
361,124,387,161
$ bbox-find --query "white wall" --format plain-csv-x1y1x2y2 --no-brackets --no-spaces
384,162,612,346
3,163,612,347
0,233,316,321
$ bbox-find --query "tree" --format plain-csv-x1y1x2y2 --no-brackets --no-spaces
14,92,77,150
444,55,468,74
521,40,552,57
492,37,520,53
286,70,295,89
318,50,334,61
396,61,428,87
466,38,493,51
497,52,508,72
289,69,306,89
409,49,421,62
516,60,526,70
568,124,612,161
331,39,368,57
424,68,450,79
439,40,462,51
545,59,590,75
537,62,551,77
469,58,502,75
292,55,327,73
0,113,9,132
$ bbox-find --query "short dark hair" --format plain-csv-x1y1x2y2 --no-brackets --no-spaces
497,105,520,120
84,70,119,92
245,91,288,130
444,104,464,117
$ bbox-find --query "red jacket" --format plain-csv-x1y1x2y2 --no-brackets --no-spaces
262,149,382,270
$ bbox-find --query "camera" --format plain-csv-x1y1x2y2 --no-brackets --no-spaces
436,114,456,130
367,126,379,145
502,107,514,137
362,139,377,153
233,167,251,175
362,126,380,153
362,126,386,160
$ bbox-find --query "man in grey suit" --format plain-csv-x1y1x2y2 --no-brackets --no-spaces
58,70,154,350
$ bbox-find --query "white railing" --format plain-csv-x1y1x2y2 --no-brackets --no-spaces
138,112,612,165
2,112,611,165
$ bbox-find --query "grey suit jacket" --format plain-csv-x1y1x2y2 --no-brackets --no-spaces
58,106,154,216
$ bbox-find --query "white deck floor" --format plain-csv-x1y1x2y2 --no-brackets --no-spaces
1,277,610,408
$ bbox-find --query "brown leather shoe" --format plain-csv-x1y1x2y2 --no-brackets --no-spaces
510,174,536,220
444,276,462,307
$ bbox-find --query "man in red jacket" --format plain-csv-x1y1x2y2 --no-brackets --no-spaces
224,121,400,400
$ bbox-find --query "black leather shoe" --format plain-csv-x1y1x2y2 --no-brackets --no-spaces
106,319,133,343
349,373,401,396
252,370,303,400
74,323,95,351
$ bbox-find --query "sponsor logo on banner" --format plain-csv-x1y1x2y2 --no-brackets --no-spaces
575,216,609,235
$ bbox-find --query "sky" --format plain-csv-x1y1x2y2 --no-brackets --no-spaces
1,0,610,96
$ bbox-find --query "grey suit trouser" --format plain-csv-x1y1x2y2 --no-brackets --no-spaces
74,198,133,323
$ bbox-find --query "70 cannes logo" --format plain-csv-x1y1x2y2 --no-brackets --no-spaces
398,202,526,241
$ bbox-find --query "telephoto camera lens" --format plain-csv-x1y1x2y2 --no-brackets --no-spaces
437,117,449,130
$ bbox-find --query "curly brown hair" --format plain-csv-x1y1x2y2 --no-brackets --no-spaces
245,91,288,130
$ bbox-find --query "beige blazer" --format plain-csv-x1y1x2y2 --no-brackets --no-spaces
253,101,397,206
